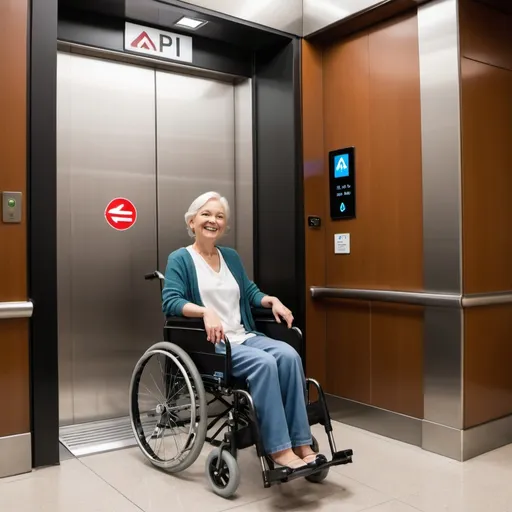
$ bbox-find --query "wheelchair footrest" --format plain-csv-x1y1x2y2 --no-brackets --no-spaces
266,448,354,485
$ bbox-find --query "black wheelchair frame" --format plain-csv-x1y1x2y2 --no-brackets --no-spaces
142,271,353,493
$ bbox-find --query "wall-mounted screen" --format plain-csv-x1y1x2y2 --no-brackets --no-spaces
329,146,356,220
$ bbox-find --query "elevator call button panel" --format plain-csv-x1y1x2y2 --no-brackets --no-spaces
2,191,22,223
329,146,356,220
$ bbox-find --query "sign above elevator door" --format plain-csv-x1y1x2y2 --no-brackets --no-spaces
124,22,193,63
105,198,138,231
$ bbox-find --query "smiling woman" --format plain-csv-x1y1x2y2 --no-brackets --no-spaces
161,191,325,470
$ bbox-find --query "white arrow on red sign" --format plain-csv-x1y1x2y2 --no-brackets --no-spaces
104,198,137,231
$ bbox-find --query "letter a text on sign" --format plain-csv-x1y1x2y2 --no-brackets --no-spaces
124,22,193,63
105,198,137,231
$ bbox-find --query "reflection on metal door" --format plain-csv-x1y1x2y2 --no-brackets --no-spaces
56,51,253,456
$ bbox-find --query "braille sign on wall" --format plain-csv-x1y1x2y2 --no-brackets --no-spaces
329,146,356,220
124,22,193,63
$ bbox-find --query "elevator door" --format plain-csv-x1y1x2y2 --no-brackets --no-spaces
57,52,241,450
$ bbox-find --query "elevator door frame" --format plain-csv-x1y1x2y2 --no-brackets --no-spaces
30,2,303,468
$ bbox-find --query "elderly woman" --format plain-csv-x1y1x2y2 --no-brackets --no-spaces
162,191,323,470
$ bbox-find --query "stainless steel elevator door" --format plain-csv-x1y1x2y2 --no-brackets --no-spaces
57,52,252,444
57,53,162,426
156,72,236,265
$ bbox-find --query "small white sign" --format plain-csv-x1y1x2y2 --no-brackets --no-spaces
334,233,350,254
124,22,193,63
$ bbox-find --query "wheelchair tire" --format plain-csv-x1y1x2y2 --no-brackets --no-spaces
129,341,207,473
205,448,241,498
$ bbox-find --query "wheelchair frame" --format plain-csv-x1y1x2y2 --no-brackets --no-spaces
132,271,353,496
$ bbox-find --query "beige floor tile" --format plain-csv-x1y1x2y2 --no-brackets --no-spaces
79,427,391,512
0,459,141,512
362,501,421,512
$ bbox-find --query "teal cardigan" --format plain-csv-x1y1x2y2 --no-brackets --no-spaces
162,246,266,333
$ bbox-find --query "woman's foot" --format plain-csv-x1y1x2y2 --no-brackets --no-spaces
294,444,319,464
270,448,307,469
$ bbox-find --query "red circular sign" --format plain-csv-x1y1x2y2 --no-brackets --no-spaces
104,197,137,231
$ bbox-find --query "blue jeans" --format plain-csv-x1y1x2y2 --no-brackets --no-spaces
216,336,312,454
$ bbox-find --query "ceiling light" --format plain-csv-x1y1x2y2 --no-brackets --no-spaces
175,17,208,30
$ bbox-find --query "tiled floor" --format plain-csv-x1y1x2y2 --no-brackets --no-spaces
3,421,512,512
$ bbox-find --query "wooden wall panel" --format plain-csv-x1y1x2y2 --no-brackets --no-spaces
0,320,30,437
319,13,424,416
371,304,424,418
464,305,512,428
0,0,28,302
0,0,30,438
302,40,327,384
326,301,371,403
461,59,512,293
460,0,512,72
367,15,423,291
323,34,372,289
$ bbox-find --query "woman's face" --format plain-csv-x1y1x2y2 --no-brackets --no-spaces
190,199,227,242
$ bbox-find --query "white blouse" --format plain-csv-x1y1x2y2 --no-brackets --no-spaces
187,246,256,345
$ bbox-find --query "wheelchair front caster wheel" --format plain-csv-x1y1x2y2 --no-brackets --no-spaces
306,466,330,483
311,436,319,453
205,448,240,498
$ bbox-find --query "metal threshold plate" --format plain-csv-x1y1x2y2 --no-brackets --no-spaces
59,416,139,457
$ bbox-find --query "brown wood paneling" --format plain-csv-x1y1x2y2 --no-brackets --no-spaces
323,33,373,289
464,305,512,428
0,0,30,438
367,14,423,291
326,301,371,402
462,59,512,293
323,13,423,291
0,320,30,437
460,0,512,72
0,0,27,302
371,304,424,418
319,13,424,414
302,40,327,385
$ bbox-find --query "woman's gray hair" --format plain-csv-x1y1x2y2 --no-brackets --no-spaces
184,191,230,238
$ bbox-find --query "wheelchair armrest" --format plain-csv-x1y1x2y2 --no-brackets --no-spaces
165,316,205,330
251,307,276,322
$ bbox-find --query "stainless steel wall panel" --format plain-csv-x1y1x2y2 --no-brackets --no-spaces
156,71,236,266
234,79,254,279
418,0,463,295
57,53,162,425
418,0,465,448
179,0,303,36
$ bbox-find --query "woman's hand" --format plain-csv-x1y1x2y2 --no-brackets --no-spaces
202,308,224,344
269,299,294,329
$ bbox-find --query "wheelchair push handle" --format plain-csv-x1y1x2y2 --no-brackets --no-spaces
144,271,165,281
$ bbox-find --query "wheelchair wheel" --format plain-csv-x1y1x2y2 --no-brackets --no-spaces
205,448,241,498
130,341,207,473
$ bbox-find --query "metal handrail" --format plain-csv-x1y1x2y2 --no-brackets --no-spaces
0,301,34,319
310,287,512,308
310,287,460,307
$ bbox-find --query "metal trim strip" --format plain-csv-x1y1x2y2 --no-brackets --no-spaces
0,433,32,478
0,301,33,319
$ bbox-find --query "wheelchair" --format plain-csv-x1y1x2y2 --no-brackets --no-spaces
129,271,354,498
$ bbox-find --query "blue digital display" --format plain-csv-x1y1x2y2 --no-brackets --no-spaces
329,147,355,220
334,154,350,178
